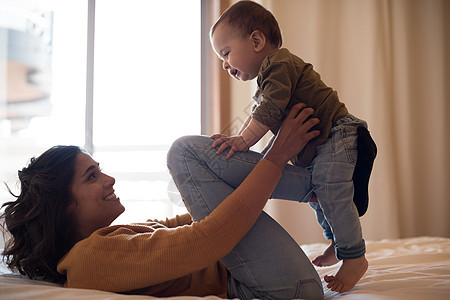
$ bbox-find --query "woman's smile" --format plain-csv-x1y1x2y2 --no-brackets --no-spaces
104,192,118,201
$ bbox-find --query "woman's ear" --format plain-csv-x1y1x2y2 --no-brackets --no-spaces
250,30,266,52
66,201,76,214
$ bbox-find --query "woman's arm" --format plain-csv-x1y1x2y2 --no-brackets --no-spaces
59,104,319,292
146,214,192,227
59,159,285,292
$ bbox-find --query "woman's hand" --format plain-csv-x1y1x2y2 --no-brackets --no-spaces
264,103,320,170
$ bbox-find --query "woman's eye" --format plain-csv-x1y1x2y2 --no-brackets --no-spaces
224,52,229,58
88,172,96,180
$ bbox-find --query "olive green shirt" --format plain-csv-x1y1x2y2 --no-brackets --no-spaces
252,48,348,166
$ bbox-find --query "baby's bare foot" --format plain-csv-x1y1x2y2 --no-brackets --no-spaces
312,241,339,267
324,255,368,293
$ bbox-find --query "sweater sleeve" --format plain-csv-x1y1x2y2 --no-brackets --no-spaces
146,213,193,228
57,159,282,292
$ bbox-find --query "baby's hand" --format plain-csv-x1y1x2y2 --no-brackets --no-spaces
210,133,227,140
211,135,250,159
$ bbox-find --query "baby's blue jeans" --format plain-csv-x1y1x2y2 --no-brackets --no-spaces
303,114,366,260
167,135,324,300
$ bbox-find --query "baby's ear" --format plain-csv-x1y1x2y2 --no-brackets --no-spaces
250,30,266,52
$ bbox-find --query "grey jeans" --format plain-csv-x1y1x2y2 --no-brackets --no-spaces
167,135,324,300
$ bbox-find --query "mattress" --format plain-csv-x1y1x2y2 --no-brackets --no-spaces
1,236,449,300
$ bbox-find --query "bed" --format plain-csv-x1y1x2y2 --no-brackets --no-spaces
1,236,449,300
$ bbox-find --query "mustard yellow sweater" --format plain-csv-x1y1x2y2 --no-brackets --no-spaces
57,159,282,298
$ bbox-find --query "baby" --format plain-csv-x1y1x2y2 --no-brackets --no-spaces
209,0,376,293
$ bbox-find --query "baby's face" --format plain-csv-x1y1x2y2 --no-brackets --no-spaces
210,23,262,81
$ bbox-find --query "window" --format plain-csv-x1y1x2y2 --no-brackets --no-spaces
93,0,200,223
0,0,87,204
0,0,201,223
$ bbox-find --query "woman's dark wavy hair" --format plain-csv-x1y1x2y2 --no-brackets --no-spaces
1,145,82,283
210,0,283,48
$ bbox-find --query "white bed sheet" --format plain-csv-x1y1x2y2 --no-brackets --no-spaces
307,236,450,300
1,236,449,300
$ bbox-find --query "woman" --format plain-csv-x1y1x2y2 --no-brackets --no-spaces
1,104,323,299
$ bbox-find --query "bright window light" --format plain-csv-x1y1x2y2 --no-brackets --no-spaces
94,0,200,223
0,0,201,223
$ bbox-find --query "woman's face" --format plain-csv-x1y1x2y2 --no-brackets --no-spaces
69,152,125,239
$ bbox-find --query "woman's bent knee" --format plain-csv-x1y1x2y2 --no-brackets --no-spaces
168,135,204,166
295,278,324,300
254,278,323,300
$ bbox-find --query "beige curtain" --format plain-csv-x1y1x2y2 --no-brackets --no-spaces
203,0,450,244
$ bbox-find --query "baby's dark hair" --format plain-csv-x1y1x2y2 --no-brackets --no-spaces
0,145,82,283
211,0,282,48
